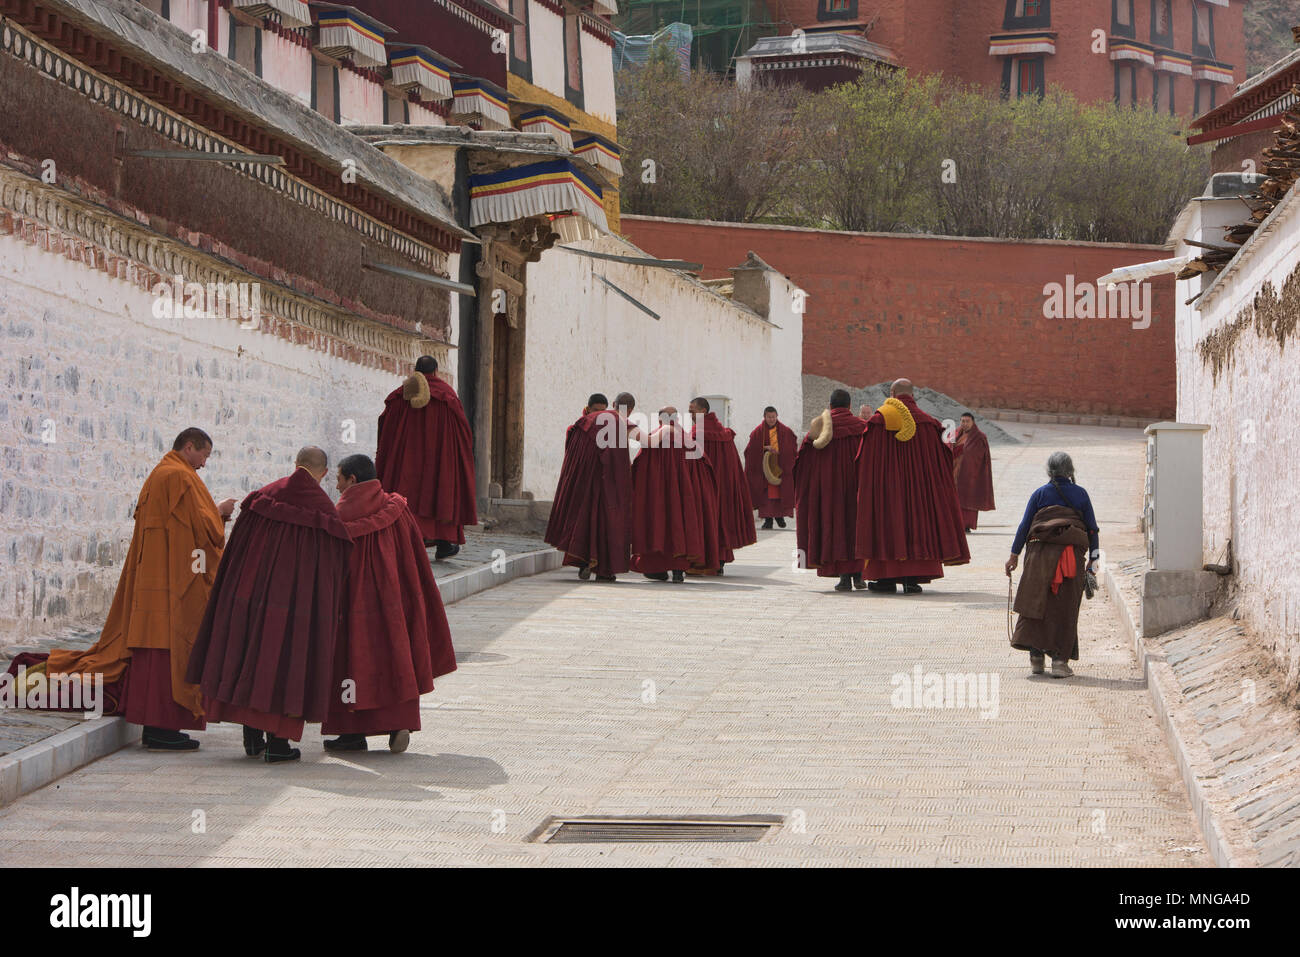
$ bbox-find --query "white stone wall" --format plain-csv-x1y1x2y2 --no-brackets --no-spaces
526,2,566,98
1174,192,1300,691
0,234,398,644
521,235,804,500
579,30,616,125
262,30,314,108
338,70,385,126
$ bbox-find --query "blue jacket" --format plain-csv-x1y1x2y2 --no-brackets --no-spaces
1011,478,1099,559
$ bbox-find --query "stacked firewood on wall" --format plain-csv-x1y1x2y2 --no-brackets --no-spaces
1177,92,1300,288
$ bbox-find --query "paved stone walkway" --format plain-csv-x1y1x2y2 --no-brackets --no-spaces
0,425,1209,865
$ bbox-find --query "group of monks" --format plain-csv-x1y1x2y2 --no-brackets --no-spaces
547,378,996,594
10,356,477,761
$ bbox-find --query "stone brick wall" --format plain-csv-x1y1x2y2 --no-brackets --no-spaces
623,215,1176,419
0,232,402,646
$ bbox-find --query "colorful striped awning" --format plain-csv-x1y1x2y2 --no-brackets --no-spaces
1109,40,1155,66
469,159,607,233
1192,59,1234,84
452,79,511,129
517,107,573,151
315,8,390,67
572,133,623,176
987,32,1055,56
389,48,454,101
1154,51,1193,75
232,0,312,28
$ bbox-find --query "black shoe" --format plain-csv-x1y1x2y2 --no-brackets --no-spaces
595,574,617,582
717,562,726,576
264,735,301,763
242,725,266,757
434,541,461,560
776,517,786,528
142,727,200,751
761,518,774,530
643,571,669,581
671,570,685,583
852,575,867,590
834,576,853,592
388,730,410,753
964,527,974,534
867,580,897,593
577,564,592,580
323,733,367,753
902,582,923,595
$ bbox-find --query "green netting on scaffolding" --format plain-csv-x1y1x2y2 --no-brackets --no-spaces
614,0,777,74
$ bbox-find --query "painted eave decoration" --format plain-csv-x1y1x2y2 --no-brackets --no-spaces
1154,51,1194,76
1193,59,1236,85
517,106,574,151
469,159,608,233
1109,39,1155,66
312,2,393,68
231,0,313,29
452,78,511,129
572,131,623,177
987,32,1056,57
389,46,457,101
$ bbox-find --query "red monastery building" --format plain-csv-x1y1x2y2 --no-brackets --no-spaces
737,0,1245,116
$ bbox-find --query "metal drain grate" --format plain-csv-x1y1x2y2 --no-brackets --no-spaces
534,815,780,844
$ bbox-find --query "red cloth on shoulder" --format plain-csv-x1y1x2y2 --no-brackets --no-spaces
328,479,455,731
544,410,632,576
949,424,996,513
375,374,477,538
185,468,352,725
744,419,797,518
697,413,756,554
855,395,970,572
630,425,705,573
794,408,867,578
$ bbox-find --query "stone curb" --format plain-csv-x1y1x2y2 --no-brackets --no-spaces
975,408,1152,430
0,546,564,807
1103,565,1259,868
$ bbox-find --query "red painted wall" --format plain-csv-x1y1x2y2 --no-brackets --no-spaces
767,0,1245,118
622,215,1176,419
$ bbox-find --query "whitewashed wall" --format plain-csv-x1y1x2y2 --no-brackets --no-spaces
338,71,385,126
262,30,314,107
407,101,449,127
1175,192,1300,691
521,235,803,500
579,30,616,124
0,234,397,643
527,1,565,98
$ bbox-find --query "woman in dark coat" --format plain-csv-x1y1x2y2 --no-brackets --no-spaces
1004,452,1099,678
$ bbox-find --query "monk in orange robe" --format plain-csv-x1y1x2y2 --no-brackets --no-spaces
33,429,234,751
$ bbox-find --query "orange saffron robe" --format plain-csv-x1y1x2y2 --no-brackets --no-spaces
44,451,225,718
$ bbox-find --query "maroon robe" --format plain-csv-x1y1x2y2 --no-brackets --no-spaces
744,419,797,519
697,412,757,558
856,395,971,583
375,373,477,545
185,467,352,741
323,480,456,736
948,424,996,531
630,425,706,574
544,410,632,576
685,452,724,573
794,408,867,578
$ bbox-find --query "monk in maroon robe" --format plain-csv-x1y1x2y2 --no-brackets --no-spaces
856,379,970,594
744,406,797,529
688,398,755,573
186,447,352,763
322,454,456,753
545,393,633,582
374,355,476,560
947,412,996,532
631,410,706,583
794,390,867,591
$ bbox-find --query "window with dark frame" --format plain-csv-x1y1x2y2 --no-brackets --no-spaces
1194,2,1214,56
1114,62,1137,106
1003,0,1049,29
1151,0,1172,43
1112,0,1134,38
1017,56,1044,97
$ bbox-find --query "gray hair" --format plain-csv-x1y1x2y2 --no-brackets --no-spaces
1047,451,1075,482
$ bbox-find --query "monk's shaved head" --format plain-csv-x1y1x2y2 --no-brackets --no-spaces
295,445,329,480
415,355,438,374
829,389,851,409
614,392,636,412
173,427,212,453
890,378,914,397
